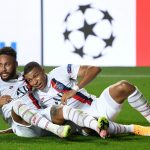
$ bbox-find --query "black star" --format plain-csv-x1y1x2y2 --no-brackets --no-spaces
63,29,71,40
73,47,85,57
101,10,113,24
79,20,96,40
103,33,115,48
78,4,91,14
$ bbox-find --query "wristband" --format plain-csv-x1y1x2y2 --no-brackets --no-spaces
72,85,80,92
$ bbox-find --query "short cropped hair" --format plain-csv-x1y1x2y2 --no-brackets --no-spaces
0,47,16,60
24,61,42,75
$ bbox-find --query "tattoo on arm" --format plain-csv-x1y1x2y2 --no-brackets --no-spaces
50,105,60,118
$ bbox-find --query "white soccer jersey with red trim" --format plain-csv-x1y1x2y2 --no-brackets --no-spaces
35,64,96,110
0,73,40,125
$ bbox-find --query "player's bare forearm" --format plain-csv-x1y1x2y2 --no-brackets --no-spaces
61,90,77,104
77,66,101,89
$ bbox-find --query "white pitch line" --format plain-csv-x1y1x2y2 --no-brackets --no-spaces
98,75,150,78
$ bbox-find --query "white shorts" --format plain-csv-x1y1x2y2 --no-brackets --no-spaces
85,87,123,121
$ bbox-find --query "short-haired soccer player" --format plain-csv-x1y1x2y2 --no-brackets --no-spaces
22,61,150,137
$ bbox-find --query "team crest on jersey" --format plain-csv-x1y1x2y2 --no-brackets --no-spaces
56,83,64,90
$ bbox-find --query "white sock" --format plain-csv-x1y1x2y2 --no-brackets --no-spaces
108,121,134,135
63,105,99,133
13,100,64,136
128,89,150,122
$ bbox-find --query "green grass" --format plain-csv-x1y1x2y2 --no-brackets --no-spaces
0,67,150,150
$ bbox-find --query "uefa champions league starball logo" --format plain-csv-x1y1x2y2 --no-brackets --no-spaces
63,4,115,59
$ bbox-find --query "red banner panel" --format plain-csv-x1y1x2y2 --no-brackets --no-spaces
136,0,150,66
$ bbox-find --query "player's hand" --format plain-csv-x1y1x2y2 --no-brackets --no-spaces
0,95,12,107
61,90,77,105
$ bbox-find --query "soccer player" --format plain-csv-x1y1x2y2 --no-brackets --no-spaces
0,47,107,138
0,47,71,138
23,61,150,137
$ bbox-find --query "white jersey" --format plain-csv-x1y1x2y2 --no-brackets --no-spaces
34,64,96,111
0,73,40,125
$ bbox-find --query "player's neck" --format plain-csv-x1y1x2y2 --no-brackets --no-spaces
11,73,19,80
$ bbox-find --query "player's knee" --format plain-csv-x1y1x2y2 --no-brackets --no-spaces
50,105,65,125
11,100,26,125
12,99,22,115
117,80,135,95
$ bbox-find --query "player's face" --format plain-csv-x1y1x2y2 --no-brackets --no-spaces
0,55,17,81
24,67,47,90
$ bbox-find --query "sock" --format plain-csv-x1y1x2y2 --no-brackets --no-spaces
108,121,134,135
13,100,64,137
62,105,99,133
128,89,150,122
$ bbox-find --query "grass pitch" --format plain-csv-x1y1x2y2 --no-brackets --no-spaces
0,67,150,150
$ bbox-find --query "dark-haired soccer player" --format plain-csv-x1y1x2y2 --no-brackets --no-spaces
22,61,150,136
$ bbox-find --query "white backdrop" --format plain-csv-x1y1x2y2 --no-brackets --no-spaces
43,0,136,66
0,0,136,66
0,0,41,65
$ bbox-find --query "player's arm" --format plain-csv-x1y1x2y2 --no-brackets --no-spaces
0,95,12,108
61,65,101,104
76,65,101,89
0,128,13,134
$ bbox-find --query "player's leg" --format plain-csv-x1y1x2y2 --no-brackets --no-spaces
108,121,150,136
12,100,71,138
128,87,150,122
48,105,109,138
108,121,134,135
84,98,134,137
109,80,135,104
109,80,150,122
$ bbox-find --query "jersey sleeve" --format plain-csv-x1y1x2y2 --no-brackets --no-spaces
67,64,80,80
49,64,80,82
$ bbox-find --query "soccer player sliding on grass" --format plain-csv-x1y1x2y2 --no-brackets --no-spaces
23,61,150,137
